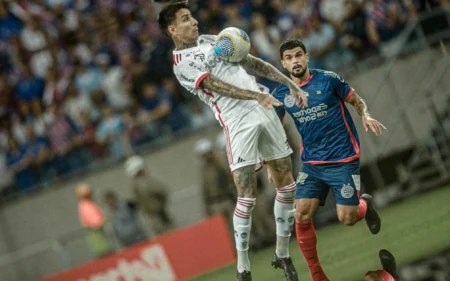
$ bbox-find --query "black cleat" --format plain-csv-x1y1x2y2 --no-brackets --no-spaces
379,249,399,279
361,194,381,234
236,270,252,281
271,254,299,281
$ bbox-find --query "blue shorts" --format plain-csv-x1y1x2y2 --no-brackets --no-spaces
295,160,361,206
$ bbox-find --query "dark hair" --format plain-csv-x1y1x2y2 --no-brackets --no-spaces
158,2,191,37
279,39,307,59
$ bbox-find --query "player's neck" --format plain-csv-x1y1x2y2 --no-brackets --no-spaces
174,39,197,50
291,68,311,85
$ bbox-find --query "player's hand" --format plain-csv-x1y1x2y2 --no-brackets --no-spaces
362,116,387,136
290,89,308,108
256,93,282,110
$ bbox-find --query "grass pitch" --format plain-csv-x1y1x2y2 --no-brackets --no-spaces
191,186,450,281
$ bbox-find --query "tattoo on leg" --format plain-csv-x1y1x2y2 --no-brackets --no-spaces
232,165,257,198
269,157,293,176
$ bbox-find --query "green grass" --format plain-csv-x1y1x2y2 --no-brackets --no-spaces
191,186,450,281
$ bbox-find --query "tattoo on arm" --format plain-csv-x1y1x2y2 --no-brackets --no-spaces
232,165,257,198
241,55,300,92
201,75,265,102
350,93,371,117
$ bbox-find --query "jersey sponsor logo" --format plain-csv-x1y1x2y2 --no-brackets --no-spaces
284,95,295,108
194,53,206,62
296,172,308,185
316,90,322,95
323,70,345,82
204,56,228,72
292,103,328,123
180,73,195,83
341,184,355,199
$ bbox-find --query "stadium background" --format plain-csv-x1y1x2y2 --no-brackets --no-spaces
0,0,449,280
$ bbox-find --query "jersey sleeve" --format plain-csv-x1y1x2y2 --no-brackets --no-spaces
174,60,210,93
329,72,354,102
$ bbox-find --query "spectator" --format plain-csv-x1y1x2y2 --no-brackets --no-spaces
19,14,53,78
140,81,182,136
333,0,378,59
96,105,128,160
250,12,281,63
124,155,173,236
76,183,114,259
79,110,108,160
30,99,51,137
303,16,354,70
47,104,83,174
223,5,250,31
5,136,37,192
96,53,132,112
366,0,408,45
63,80,99,128
15,62,45,103
0,1,24,42
103,191,147,248
73,59,104,100
24,124,53,181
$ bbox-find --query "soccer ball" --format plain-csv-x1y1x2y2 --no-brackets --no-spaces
214,27,251,63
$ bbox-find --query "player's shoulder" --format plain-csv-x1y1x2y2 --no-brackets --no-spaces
272,84,289,98
312,69,346,83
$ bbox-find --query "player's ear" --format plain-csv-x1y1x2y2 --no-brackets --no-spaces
280,59,286,69
168,25,177,37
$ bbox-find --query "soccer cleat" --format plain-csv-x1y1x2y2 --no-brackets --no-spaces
361,194,381,234
379,249,399,279
271,254,299,281
236,270,252,281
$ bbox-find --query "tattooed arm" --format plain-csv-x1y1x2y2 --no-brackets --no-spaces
346,92,386,136
346,92,371,117
240,54,308,107
201,75,282,109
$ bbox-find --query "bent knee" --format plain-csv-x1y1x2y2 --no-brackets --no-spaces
364,272,381,281
295,208,313,222
338,213,357,226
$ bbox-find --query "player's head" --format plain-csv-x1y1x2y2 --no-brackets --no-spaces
279,39,309,79
158,1,199,46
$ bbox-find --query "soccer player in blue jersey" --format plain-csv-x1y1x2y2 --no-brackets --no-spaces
270,39,386,281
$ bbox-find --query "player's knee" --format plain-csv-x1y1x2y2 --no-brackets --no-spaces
338,212,357,226
295,208,313,222
364,272,381,281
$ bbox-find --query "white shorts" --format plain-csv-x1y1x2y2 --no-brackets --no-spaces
223,106,293,171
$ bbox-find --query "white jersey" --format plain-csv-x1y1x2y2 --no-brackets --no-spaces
173,35,267,127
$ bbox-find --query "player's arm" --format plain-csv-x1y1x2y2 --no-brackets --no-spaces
240,54,308,108
201,75,282,110
346,93,386,136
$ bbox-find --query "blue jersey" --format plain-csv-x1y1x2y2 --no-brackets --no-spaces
273,69,360,165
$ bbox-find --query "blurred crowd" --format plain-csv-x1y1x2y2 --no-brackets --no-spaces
0,0,448,195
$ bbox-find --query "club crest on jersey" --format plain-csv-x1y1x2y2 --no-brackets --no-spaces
284,95,296,108
316,90,322,95
341,184,354,199
194,53,205,62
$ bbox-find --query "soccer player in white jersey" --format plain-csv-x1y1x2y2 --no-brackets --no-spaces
158,2,308,281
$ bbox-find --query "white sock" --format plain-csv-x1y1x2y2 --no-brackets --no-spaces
274,182,296,258
233,197,256,273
